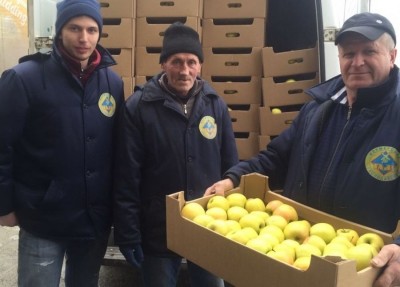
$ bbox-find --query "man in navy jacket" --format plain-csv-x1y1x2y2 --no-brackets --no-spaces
206,12,400,287
0,0,124,286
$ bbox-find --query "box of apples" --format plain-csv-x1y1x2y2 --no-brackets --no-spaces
166,173,399,287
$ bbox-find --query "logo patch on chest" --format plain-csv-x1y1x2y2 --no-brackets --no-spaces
98,93,116,117
365,146,399,181
199,116,217,139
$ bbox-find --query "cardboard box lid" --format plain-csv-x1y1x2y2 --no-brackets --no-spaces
166,173,397,287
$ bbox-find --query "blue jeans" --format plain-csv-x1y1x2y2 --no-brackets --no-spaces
18,228,109,287
142,255,225,287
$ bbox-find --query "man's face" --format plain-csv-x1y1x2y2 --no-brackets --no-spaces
338,32,397,92
59,16,99,66
161,53,202,97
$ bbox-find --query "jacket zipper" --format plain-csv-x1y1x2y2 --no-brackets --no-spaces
317,105,352,207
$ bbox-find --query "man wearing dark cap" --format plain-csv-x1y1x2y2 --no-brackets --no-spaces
205,12,400,287
0,0,124,286
113,22,238,286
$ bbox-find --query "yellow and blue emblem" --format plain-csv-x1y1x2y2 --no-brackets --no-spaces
199,116,217,139
365,146,399,181
98,93,116,117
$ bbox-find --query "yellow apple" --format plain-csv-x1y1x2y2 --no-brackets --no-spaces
336,228,359,245
330,236,354,249
259,225,285,242
225,220,242,233
281,239,301,249
181,202,205,220
265,199,284,215
323,242,349,258
271,108,282,114
273,203,298,222
273,243,296,261
295,243,322,258
266,215,288,230
283,220,310,244
293,256,311,271
244,198,266,213
239,213,266,233
357,233,385,252
206,206,227,220
310,223,336,244
246,237,273,254
303,235,326,253
206,219,229,236
347,243,376,271
227,206,248,221
192,214,214,227
240,227,259,240
250,210,270,223
226,193,247,208
267,250,294,265
226,229,252,245
286,79,296,83
258,233,280,248
207,195,230,211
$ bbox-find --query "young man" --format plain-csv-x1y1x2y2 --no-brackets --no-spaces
0,0,124,286
113,22,238,286
205,12,400,287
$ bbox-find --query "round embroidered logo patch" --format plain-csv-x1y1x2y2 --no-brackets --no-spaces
199,116,217,140
365,146,399,181
98,93,116,117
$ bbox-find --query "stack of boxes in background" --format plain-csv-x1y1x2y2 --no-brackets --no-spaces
97,0,321,160
134,0,202,87
201,0,267,160
99,0,136,100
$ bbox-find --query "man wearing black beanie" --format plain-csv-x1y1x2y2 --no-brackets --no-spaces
0,0,124,286
113,22,238,287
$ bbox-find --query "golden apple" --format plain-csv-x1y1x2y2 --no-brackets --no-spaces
260,225,285,242
336,228,359,245
271,108,282,114
273,203,298,222
303,235,326,253
246,237,273,254
239,213,266,233
226,193,247,208
226,229,252,245
192,214,214,227
267,250,294,265
207,195,230,211
250,210,270,223
265,199,284,215
347,243,376,271
323,242,349,258
273,243,296,261
266,215,288,230
181,202,205,220
283,220,310,244
293,256,311,271
225,220,242,233
206,219,229,236
310,223,336,244
258,233,280,248
245,198,266,213
206,207,227,220
330,236,354,249
227,206,248,221
281,239,301,249
357,233,385,252
295,243,322,258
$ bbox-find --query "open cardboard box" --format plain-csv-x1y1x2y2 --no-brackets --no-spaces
166,173,399,287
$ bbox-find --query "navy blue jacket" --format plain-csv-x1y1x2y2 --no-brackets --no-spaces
0,45,124,240
113,74,239,256
226,67,400,236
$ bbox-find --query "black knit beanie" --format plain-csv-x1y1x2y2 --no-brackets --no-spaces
159,22,204,63
55,0,103,39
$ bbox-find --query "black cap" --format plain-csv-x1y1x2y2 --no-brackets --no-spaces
159,22,204,63
335,12,396,46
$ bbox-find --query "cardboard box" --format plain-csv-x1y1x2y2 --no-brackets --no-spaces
100,18,135,48
262,46,319,77
259,134,272,150
166,173,398,287
122,77,134,100
99,0,135,18
107,48,134,77
135,47,162,77
203,76,262,105
259,107,298,136
202,18,265,48
262,76,318,107
136,0,201,17
229,104,260,133
235,132,260,160
202,47,262,77
135,75,153,86
136,17,200,47
203,0,267,19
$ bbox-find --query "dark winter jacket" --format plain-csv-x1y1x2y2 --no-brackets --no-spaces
226,67,400,236
113,74,239,256
0,44,124,240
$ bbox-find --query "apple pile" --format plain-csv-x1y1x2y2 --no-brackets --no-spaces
181,193,385,272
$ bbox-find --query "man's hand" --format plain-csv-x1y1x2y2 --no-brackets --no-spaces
0,212,18,227
371,244,400,287
204,178,234,196
119,244,144,268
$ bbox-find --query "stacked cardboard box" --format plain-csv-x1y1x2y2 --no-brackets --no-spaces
259,44,320,149
98,0,136,99
202,0,268,160
135,0,202,87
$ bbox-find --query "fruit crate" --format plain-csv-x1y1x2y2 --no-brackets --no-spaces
166,173,399,287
